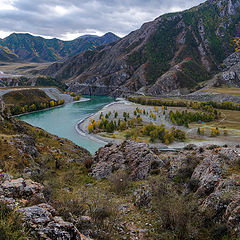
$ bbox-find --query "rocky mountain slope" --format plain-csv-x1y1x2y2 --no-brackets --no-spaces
42,0,240,97
0,32,119,62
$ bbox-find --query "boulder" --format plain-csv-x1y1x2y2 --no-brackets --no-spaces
92,141,164,180
0,171,91,240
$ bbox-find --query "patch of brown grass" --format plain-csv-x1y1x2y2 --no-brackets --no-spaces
3,89,50,105
201,87,240,95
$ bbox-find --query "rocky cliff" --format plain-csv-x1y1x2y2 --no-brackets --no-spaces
41,0,240,97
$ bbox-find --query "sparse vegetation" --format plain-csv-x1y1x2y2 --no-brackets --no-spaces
0,203,31,240
128,96,240,111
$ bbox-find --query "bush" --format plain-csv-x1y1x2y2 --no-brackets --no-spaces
150,176,208,240
83,158,94,169
109,171,130,194
173,167,193,184
87,192,120,239
187,179,200,192
53,198,86,222
0,203,31,240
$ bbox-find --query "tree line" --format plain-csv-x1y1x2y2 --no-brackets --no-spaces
169,110,220,127
128,96,240,111
9,99,65,115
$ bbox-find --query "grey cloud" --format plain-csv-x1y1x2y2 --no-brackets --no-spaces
0,0,205,39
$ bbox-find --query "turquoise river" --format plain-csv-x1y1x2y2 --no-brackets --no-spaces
18,96,114,154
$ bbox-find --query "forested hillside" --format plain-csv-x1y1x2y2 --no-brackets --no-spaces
0,32,119,62
41,0,240,96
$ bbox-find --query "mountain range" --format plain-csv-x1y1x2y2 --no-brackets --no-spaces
40,0,240,96
0,32,119,62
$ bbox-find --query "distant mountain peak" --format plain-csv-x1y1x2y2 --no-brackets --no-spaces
77,34,99,39
0,32,120,62
76,32,119,40
103,32,118,37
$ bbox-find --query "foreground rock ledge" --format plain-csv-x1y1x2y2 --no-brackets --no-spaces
0,170,91,240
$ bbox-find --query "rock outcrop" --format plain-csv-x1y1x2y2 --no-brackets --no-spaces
0,170,91,240
93,142,240,235
167,145,240,235
92,141,164,180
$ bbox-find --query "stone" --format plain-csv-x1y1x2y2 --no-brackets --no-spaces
92,140,164,180
0,171,91,240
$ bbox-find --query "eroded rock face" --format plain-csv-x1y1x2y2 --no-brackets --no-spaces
92,141,164,180
0,170,91,240
191,148,240,196
1,176,44,201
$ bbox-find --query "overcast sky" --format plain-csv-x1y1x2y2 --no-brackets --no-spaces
0,0,205,40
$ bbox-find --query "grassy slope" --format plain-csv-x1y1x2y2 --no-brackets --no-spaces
202,87,240,95
2,89,51,105
0,116,158,239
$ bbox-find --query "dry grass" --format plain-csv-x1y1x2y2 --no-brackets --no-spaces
2,89,51,105
197,109,240,131
201,87,240,95
0,61,50,75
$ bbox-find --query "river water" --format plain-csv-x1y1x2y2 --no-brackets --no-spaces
18,96,114,154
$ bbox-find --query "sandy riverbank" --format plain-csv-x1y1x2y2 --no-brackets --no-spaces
76,100,130,145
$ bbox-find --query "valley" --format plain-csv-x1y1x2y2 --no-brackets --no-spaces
18,96,114,154
79,97,240,150
0,61,50,76
0,0,240,239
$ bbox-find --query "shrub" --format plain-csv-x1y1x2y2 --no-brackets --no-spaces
0,203,30,240
83,158,94,169
53,198,86,222
199,147,204,153
187,179,200,192
109,171,130,194
87,193,120,239
173,128,186,141
151,176,208,240
174,167,193,184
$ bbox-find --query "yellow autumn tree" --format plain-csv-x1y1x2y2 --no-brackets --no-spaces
74,96,79,101
233,37,240,52
154,106,159,112
93,120,97,130
50,100,55,107
88,123,93,133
